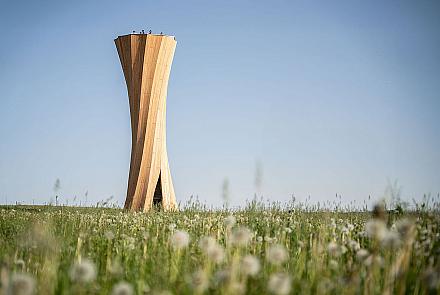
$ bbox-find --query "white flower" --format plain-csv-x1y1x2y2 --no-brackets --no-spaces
381,230,401,248
365,219,387,241
230,227,252,246
9,273,35,295
188,270,209,293
257,236,263,242
347,240,360,251
266,245,288,265
112,281,134,295
170,230,190,250
241,255,260,276
356,249,369,261
104,231,115,240
268,273,291,295
69,259,97,283
327,241,341,257
395,218,414,240
168,223,176,231
198,236,225,263
224,215,236,228
198,236,217,252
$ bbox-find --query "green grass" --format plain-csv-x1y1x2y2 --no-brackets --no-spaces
0,202,439,294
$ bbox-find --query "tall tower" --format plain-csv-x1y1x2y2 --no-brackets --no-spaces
115,33,177,211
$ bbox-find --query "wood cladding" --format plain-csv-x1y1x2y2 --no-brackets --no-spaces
115,34,177,211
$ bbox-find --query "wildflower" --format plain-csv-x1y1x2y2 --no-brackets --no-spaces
188,270,209,293
268,273,291,295
364,255,384,267
224,215,236,228
111,281,133,295
365,219,387,241
327,241,341,257
198,236,216,252
230,227,252,246
168,223,176,231
347,240,360,251
9,273,35,295
381,230,401,248
170,230,190,250
257,236,263,242
142,232,150,240
104,231,115,240
395,218,414,240
241,255,260,276
356,249,369,261
69,259,97,283
266,245,288,265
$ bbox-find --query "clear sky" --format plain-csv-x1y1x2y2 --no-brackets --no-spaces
1,0,439,208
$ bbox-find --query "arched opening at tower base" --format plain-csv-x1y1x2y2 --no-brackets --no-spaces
153,173,163,209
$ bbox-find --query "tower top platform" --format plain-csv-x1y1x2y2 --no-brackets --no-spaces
115,33,175,40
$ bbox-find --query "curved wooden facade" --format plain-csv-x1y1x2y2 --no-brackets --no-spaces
115,34,177,211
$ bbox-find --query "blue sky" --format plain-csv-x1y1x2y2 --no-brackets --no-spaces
0,0,439,208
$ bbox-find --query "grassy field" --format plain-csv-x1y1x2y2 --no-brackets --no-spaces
0,201,439,295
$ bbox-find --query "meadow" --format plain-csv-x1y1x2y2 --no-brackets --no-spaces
0,199,439,295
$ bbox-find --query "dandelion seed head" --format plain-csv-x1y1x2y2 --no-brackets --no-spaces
241,255,260,276
230,227,252,246
356,249,369,261
268,273,291,295
104,231,115,240
327,241,341,257
9,273,35,295
224,215,236,228
266,245,288,265
69,259,97,283
365,219,387,241
381,230,401,248
188,270,209,293
170,230,190,250
111,281,133,295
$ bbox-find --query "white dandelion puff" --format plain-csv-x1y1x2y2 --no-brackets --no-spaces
327,241,341,257
111,281,134,295
230,227,252,246
188,269,209,293
69,259,97,283
224,215,236,228
170,230,190,250
356,249,369,261
9,273,35,295
266,245,288,265
268,273,291,295
241,255,260,276
104,231,115,240
365,219,387,241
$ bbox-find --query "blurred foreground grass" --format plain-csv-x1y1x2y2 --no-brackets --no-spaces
0,201,439,294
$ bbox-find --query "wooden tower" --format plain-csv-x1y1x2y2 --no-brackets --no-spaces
115,33,177,211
